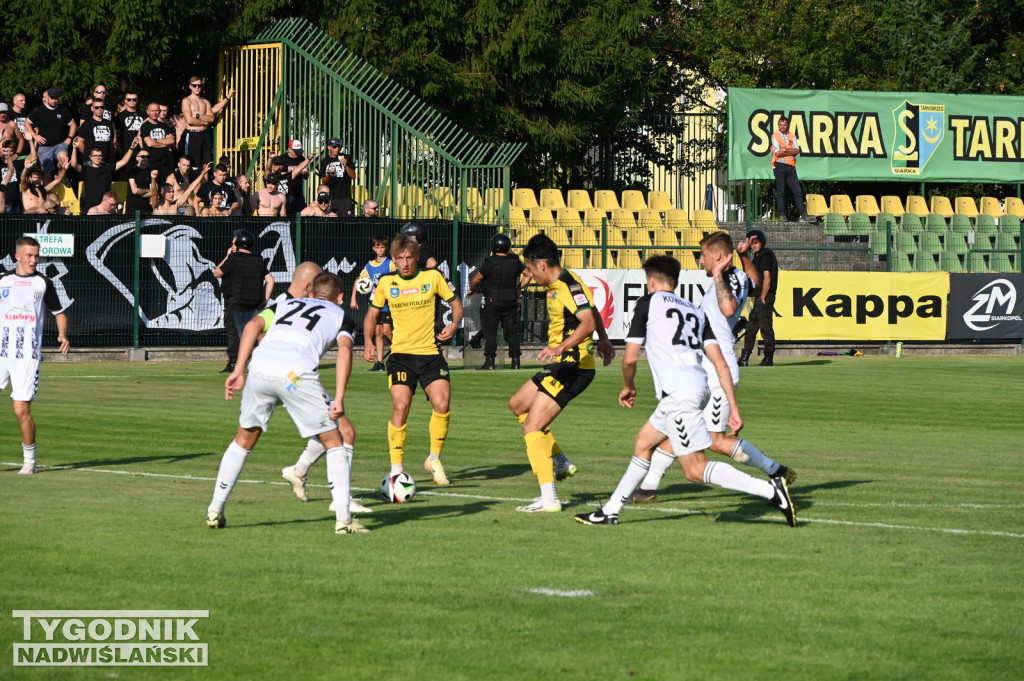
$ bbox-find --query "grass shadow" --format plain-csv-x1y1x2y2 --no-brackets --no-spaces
456,463,531,481
35,452,215,471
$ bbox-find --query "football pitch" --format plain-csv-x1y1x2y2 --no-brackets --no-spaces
2,354,1023,680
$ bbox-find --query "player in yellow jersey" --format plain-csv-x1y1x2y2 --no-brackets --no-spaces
363,234,464,485
508,234,615,512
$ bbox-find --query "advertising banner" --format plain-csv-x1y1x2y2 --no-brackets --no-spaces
946,274,1024,339
775,272,949,340
728,87,1024,183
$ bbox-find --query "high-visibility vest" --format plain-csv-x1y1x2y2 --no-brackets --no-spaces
772,130,797,168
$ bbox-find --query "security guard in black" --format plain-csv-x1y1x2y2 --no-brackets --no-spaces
469,234,525,369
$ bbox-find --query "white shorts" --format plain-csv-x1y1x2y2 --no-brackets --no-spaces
239,364,336,439
0,358,41,402
649,388,712,456
702,383,731,433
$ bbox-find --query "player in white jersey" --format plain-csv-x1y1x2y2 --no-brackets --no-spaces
206,272,369,535
1,236,70,474
630,232,796,502
273,262,371,513
574,255,795,527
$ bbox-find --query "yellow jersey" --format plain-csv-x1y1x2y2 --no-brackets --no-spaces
372,268,456,355
545,268,596,370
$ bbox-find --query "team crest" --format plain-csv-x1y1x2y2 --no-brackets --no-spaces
389,286,400,299
420,284,431,294
891,100,945,176
0,288,8,298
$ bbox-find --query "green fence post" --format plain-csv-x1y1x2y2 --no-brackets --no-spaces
885,217,892,272
132,212,141,349
601,217,608,268
294,214,301,261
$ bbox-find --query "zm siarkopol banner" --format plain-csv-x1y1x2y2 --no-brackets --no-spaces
728,88,1024,183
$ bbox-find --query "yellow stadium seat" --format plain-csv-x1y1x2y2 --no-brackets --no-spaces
1004,197,1024,219
111,181,129,205
954,197,979,219
582,207,607,229
567,189,593,211
610,208,637,230
855,195,881,218
556,208,583,231
880,195,906,217
513,188,539,210
484,187,506,209
652,226,678,246
593,190,620,211
560,247,585,269
544,224,571,245
637,208,664,229
431,186,456,215
540,188,567,210
626,226,653,246
690,209,717,232
804,194,829,217
509,206,528,228
647,190,672,211
530,207,557,230
511,221,537,245
905,195,929,218
664,209,690,229
613,249,644,270
620,190,647,212
829,194,855,217
679,226,703,247
930,196,953,219
979,197,1003,218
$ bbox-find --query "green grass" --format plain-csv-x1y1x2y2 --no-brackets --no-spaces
2,354,1023,680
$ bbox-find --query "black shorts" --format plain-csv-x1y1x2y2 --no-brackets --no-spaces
531,362,595,409
378,309,393,326
387,352,449,393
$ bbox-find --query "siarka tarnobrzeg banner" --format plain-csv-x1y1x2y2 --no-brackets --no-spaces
946,274,1024,339
728,88,1024,183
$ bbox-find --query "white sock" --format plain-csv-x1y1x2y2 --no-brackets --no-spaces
326,446,352,523
22,442,36,465
603,456,651,516
209,440,250,513
390,463,404,475
296,438,326,476
730,439,779,476
638,448,674,491
703,460,773,500
540,482,559,505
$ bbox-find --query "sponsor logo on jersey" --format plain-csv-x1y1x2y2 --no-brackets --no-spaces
14,281,32,287
547,291,556,299
402,287,419,295
285,371,303,392
573,293,589,306
4,307,37,322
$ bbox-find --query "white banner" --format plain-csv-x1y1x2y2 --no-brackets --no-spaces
575,269,711,341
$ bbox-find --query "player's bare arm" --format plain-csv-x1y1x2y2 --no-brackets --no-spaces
55,312,70,355
362,306,380,361
537,307,596,363
437,295,463,341
619,341,641,408
705,341,742,434
225,315,267,399
331,334,353,421
712,252,739,317
736,238,761,289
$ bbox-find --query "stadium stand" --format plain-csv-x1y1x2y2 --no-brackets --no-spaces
979,196,1003,218
637,208,664,229
905,195,929,218
620,190,647,212
647,190,672,211
954,196,979,220
1004,197,1024,219
804,193,829,217
880,195,906,217
512,188,539,211
593,190,620,211
930,196,953,219
540,188,567,211
567,189,594,211
855,195,881,217
829,194,855,217
824,212,847,239
690,208,717,233
529,207,556,230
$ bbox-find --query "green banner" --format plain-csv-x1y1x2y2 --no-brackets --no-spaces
727,87,1024,182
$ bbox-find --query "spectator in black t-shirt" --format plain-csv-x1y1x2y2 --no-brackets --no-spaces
78,84,113,125
76,101,118,163
319,137,355,216
125,151,159,215
114,92,145,152
71,136,138,213
0,142,18,212
139,102,175,180
24,87,77,179
196,164,237,215
738,230,780,367
273,139,311,213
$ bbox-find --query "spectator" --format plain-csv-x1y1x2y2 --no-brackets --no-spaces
362,198,379,216
180,76,235,167
114,92,144,153
78,84,113,125
21,156,67,214
253,175,287,216
467,233,525,370
139,102,175,181
70,136,138,213
125,152,158,215
11,94,29,149
0,147,14,211
76,99,119,163
217,155,238,192
87,191,120,215
1,140,24,212
319,138,355,216
24,87,77,180
300,191,338,217
273,140,310,213
771,115,814,223
153,162,210,215
738,230,779,367
197,163,237,215
0,104,26,157
166,154,199,212
213,227,274,374
233,174,253,216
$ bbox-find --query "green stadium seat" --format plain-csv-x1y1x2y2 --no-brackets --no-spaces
940,251,964,272
998,214,1021,234
889,249,913,272
990,253,1015,272
949,214,973,233
918,231,942,255
824,212,848,238
848,212,872,237
996,230,1018,252
900,213,923,233
874,212,898,233
914,250,938,272
975,215,998,249
966,251,988,272
924,213,947,232
894,231,916,253
945,230,969,255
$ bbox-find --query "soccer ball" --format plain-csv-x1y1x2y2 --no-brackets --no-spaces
355,277,373,294
381,472,416,503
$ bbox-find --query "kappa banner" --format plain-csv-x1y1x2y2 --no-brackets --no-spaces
728,88,1024,182
946,274,1024,339
776,272,949,341
575,269,712,340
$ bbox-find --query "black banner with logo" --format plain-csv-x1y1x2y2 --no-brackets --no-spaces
946,274,1024,339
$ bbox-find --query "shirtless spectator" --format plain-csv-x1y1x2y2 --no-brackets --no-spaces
71,136,138,213
77,99,119,163
22,157,68,213
0,104,26,157
154,162,210,215
197,163,237,215
114,92,145,153
24,87,77,180
181,77,234,167
300,191,338,217
87,191,120,215
233,174,253,216
138,102,176,181
166,154,199,211
79,84,113,125
253,174,287,216
362,198,379,216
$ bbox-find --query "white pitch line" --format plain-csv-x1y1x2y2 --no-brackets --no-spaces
529,588,596,598
5,462,1022,539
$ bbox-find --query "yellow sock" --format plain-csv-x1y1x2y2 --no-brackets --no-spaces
387,421,407,466
429,410,450,456
543,429,562,458
517,412,528,425
524,431,555,485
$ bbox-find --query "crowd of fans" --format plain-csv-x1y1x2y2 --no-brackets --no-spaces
0,81,360,218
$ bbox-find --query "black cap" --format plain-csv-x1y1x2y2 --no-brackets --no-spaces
317,192,331,203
